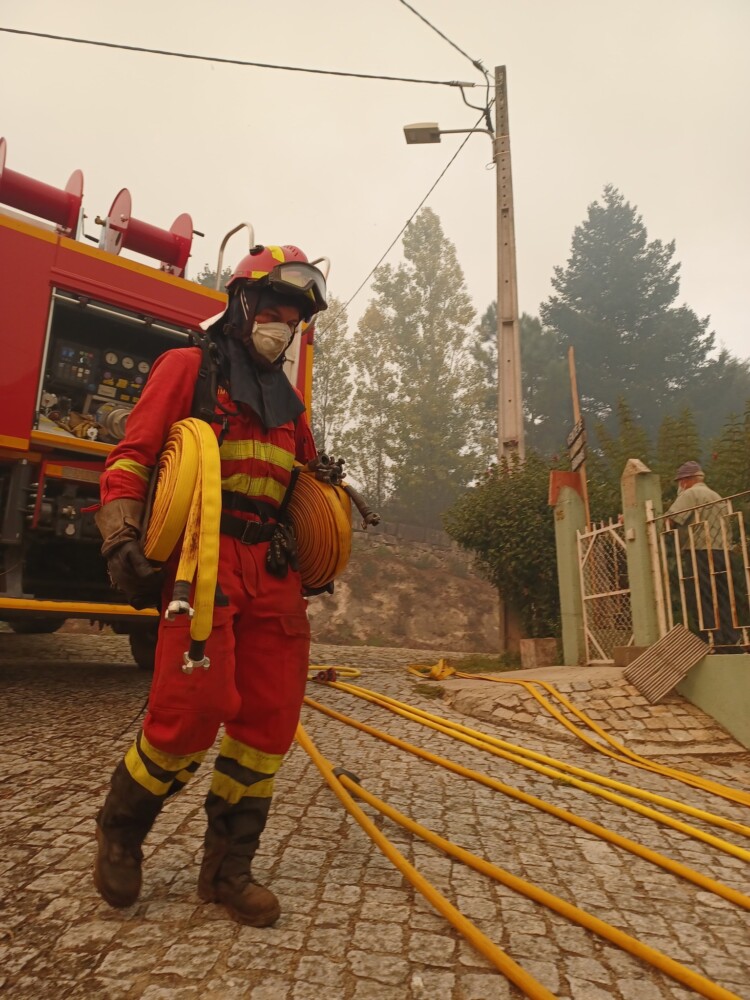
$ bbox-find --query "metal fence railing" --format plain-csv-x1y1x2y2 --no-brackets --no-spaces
646,491,750,654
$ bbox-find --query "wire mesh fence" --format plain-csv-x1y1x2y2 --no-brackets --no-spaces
577,520,633,664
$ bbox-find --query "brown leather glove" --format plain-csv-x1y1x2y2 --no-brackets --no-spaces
94,499,162,607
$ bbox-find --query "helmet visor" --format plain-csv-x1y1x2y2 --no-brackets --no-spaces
266,262,328,314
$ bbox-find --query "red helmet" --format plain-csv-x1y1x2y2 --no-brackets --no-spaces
227,244,327,318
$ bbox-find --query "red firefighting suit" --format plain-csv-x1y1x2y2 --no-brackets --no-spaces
95,344,317,920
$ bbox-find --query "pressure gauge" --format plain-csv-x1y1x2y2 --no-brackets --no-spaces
105,351,118,365
121,356,135,370
137,360,150,375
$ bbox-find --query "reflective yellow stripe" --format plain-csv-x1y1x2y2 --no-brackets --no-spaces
109,458,151,482
219,734,284,775
219,439,295,470
140,731,207,772
174,768,197,785
210,771,276,804
221,473,286,504
124,744,172,797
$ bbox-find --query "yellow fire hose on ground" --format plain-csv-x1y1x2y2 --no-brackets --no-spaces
296,723,557,1000
332,682,750,854
142,418,221,672
303,693,750,910
297,723,743,1000
408,663,750,808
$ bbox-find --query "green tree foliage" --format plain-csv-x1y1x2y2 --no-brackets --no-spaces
339,302,400,511
541,185,716,433
470,302,498,465
347,209,483,527
309,295,352,455
655,408,701,506
706,404,750,499
693,350,750,442
192,263,232,292
530,185,750,457
521,316,571,456
444,454,560,637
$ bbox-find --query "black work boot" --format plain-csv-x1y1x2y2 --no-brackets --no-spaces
198,793,280,927
93,761,165,908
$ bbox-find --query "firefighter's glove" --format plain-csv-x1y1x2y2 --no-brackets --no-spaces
95,499,161,607
106,541,162,608
266,523,299,579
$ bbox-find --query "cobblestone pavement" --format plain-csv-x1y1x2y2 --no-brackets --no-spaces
1,633,749,999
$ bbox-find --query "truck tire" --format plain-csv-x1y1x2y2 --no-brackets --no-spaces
6,618,63,635
129,624,159,671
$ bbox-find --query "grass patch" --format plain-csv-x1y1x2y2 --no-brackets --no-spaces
448,652,521,674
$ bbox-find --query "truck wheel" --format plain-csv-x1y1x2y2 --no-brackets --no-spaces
6,618,63,634
129,624,159,671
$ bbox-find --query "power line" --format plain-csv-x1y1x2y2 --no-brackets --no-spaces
0,27,477,87
397,0,488,78
395,2,494,133
319,110,487,334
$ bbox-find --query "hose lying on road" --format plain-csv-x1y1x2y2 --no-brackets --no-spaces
330,681,750,860
297,724,744,1000
425,667,750,809
304,693,750,911
295,723,558,1000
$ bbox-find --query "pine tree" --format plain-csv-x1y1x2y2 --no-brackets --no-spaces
540,186,716,435
339,302,400,511
349,209,483,527
309,295,352,455
587,399,653,518
706,412,750,499
656,408,701,505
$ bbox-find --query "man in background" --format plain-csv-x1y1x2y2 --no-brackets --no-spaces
665,461,743,651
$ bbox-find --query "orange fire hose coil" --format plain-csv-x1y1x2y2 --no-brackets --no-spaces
286,469,352,589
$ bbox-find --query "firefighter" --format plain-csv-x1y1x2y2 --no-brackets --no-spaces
92,245,327,926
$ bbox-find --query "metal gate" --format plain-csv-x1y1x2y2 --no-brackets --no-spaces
577,520,633,664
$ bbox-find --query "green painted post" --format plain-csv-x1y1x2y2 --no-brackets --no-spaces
621,459,663,647
553,484,586,665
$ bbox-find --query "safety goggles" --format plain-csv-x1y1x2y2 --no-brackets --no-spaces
264,262,328,314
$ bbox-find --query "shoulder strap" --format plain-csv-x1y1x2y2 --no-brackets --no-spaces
190,334,220,424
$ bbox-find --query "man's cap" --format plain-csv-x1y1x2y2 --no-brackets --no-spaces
675,461,704,481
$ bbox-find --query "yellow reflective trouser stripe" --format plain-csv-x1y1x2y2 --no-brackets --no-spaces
108,458,152,482
219,439,295,470
219,734,284,774
140,731,208,772
210,771,276,805
124,733,207,796
221,473,286,504
124,744,172,797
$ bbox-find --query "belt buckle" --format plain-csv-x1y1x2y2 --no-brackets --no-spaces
240,520,261,544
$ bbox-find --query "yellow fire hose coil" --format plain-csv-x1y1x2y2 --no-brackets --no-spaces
142,418,222,643
286,469,352,589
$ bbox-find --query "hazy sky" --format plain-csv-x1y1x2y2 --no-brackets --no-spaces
2,1,748,358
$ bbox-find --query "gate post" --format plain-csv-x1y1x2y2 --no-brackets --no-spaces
551,476,586,665
621,459,663,647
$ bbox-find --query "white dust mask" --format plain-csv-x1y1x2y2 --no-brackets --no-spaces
250,321,292,363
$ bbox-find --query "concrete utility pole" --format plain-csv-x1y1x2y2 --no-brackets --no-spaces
494,66,525,463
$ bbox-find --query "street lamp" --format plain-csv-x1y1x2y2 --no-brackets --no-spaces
403,67,525,463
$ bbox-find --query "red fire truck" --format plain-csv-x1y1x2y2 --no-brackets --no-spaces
0,138,315,667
